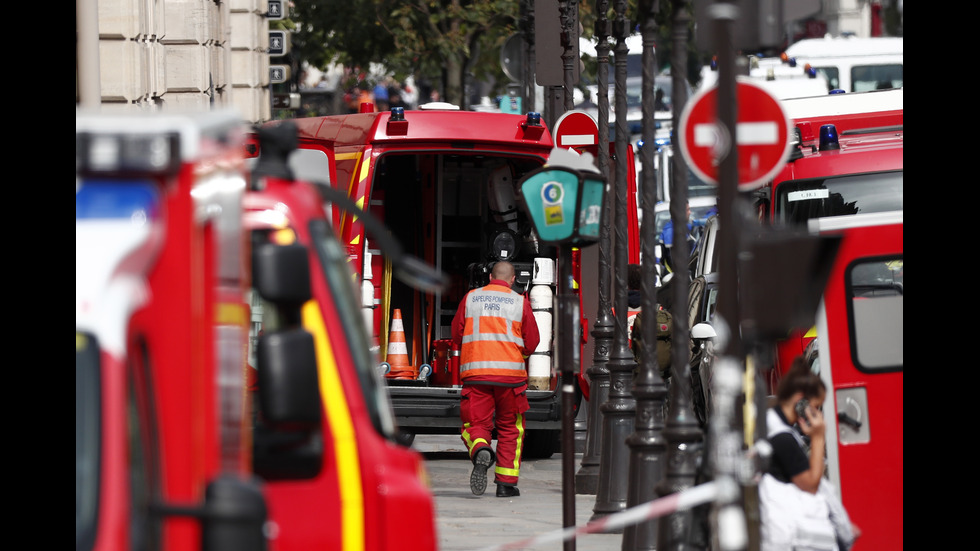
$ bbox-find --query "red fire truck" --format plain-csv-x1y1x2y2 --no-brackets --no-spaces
243,122,438,551
252,105,639,458
759,89,903,386
807,211,903,550
751,90,903,549
76,110,278,551
78,108,431,551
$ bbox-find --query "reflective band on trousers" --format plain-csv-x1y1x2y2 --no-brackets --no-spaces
460,285,526,378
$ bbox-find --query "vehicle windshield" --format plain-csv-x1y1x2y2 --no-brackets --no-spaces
309,218,397,437
811,66,840,90
655,204,717,239
852,64,903,92
626,77,675,112
655,146,716,203
774,170,903,225
76,332,100,551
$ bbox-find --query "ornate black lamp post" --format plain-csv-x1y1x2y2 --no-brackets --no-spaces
622,1,669,549
654,2,706,549
575,0,613,496
590,0,636,529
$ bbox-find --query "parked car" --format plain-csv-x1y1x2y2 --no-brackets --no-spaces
686,272,719,427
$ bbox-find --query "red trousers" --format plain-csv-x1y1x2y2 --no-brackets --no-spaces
460,384,529,486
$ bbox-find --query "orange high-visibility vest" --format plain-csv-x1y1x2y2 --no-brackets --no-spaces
459,284,526,380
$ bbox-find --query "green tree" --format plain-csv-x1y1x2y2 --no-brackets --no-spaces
291,0,520,108
287,0,700,109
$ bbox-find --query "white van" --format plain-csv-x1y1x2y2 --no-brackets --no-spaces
699,59,832,100
781,35,903,93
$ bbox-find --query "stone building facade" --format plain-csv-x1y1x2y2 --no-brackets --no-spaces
77,0,272,123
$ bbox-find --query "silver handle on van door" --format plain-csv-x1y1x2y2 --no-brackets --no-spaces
838,412,862,431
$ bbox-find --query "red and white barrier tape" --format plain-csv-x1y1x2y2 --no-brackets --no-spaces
475,480,733,551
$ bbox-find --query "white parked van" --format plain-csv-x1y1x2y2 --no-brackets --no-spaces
781,35,903,93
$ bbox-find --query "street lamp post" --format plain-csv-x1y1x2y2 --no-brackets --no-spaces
591,0,636,529
622,2,668,549
575,0,613,496
519,153,607,551
655,2,706,549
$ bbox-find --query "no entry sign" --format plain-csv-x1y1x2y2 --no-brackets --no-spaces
553,110,599,157
679,77,792,190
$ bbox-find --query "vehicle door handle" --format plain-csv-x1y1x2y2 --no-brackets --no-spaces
838,412,862,431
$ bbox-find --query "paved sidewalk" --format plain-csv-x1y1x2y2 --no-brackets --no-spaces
415,435,625,551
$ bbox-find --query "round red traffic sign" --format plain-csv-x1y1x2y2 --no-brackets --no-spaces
553,110,599,156
678,77,792,190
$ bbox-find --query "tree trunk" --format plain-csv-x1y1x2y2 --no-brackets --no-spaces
445,55,464,107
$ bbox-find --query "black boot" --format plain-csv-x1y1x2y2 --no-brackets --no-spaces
496,484,520,498
470,449,493,495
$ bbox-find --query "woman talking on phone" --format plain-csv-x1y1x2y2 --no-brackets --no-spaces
760,357,858,551
768,357,827,493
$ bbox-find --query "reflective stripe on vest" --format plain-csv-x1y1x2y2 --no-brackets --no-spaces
460,284,526,379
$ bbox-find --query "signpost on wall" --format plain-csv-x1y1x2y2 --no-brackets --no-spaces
267,0,286,20
268,31,288,57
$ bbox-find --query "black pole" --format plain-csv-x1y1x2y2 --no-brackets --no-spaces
559,5,578,549
522,0,535,116
655,2,705,549
575,0,613,496
559,246,579,551
560,0,578,112
708,4,749,551
591,0,636,529
622,2,668,549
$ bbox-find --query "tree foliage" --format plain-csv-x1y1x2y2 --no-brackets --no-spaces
288,0,699,106
291,0,520,106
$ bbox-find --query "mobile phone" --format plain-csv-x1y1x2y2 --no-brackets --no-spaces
795,399,810,423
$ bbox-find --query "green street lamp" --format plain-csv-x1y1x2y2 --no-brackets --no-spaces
519,148,606,549
519,159,606,246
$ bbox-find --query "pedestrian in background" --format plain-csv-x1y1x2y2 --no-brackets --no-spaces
452,261,539,498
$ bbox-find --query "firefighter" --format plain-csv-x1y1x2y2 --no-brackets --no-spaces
452,261,540,497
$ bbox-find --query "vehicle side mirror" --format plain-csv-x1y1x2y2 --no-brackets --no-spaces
253,328,323,481
252,243,311,305
202,476,267,551
256,328,321,427
151,476,268,551
691,322,717,340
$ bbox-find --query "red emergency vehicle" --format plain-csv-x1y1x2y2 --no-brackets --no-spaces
252,105,639,458
759,89,903,386
76,110,274,551
749,91,902,549
243,122,438,551
808,211,903,550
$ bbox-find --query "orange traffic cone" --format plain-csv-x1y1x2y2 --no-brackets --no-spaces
385,309,415,379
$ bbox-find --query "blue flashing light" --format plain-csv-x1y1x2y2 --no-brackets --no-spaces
787,57,797,68
818,125,841,151
526,112,542,127
829,89,846,94
76,180,161,221
390,106,405,121
805,66,817,79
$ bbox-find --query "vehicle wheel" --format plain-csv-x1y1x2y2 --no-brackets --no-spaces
395,431,416,447
523,429,559,459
